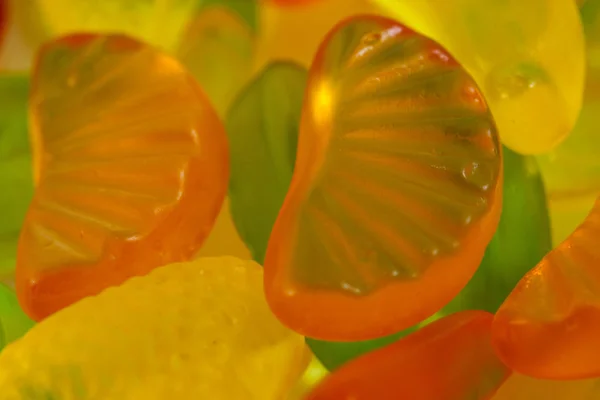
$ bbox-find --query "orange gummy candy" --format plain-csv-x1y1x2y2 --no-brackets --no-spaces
493,197,600,380
307,310,510,400
263,16,503,341
17,34,229,321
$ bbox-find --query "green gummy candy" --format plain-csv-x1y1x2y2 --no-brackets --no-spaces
0,74,34,279
226,62,307,264
0,283,34,351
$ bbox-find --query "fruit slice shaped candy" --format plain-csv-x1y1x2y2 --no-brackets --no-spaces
493,197,600,379
373,0,585,155
306,311,510,400
0,257,309,399
17,33,229,321
264,16,503,341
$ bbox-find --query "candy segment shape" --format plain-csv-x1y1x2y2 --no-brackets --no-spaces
0,257,308,399
264,16,503,341
493,197,600,379
14,0,197,51
306,311,510,400
17,34,228,321
177,5,255,116
374,0,585,155
491,374,600,400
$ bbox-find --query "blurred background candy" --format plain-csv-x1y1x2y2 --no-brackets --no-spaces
264,15,502,341
0,257,309,399
491,374,600,400
493,197,600,380
306,311,510,400
0,283,33,352
227,62,307,264
537,0,600,245
0,73,32,280
373,0,586,155
18,33,229,321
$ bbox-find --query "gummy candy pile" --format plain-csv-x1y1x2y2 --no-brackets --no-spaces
0,0,599,399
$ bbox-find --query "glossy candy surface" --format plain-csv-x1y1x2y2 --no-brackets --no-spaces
16,0,197,51
0,257,308,399
537,0,600,244
177,5,254,117
17,34,228,321
309,149,550,370
264,16,502,341
493,197,600,379
306,311,510,400
374,0,585,155
0,74,33,278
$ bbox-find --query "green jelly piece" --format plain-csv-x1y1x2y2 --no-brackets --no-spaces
0,283,35,351
0,74,33,279
308,147,552,370
226,62,307,264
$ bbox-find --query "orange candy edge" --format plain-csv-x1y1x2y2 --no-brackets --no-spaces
17,34,229,320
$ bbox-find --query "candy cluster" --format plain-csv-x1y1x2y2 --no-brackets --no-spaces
0,0,598,399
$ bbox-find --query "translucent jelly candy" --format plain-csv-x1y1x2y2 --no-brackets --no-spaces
0,283,34,351
306,311,510,400
13,0,197,51
17,34,228,321
0,74,33,277
227,62,307,264
177,5,254,117
264,16,503,341
537,0,600,244
309,146,550,370
493,197,600,379
253,0,377,71
0,257,309,399
492,374,600,400
374,0,585,155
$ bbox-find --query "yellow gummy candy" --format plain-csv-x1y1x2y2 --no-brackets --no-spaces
15,0,197,51
373,0,585,155
0,257,308,400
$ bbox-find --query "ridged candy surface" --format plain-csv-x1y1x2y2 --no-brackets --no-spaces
306,311,510,400
493,197,600,379
374,0,585,155
264,16,502,341
17,33,228,321
0,257,308,399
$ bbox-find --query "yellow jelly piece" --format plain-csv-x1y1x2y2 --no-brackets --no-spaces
537,0,600,244
253,0,377,72
373,0,585,155
177,6,255,117
492,373,600,400
18,0,197,51
0,257,308,400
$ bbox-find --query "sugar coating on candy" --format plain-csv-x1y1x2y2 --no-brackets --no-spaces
493,197,600,380
0,257,309,399
374,0,585,155
263,15,502,341
22,0,197,50
17,33,228,321
307,311,510,400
